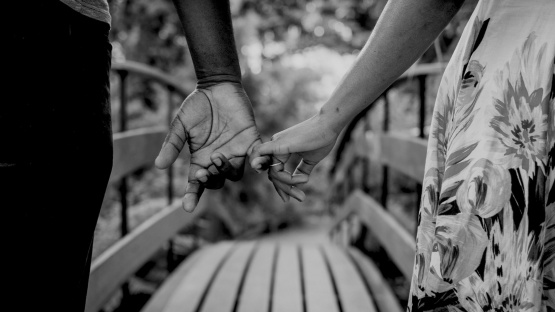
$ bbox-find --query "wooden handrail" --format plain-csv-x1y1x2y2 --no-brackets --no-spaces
374,133,427,181
110,127,165,183
333,130,427,184
108,126,192,184
396,62,446,82
112,61,189,97
85,202,207,312
334,191,415,279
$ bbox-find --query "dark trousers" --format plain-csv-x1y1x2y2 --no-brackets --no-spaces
2,1,113,310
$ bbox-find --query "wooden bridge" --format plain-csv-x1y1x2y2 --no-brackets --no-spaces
84,61,445,312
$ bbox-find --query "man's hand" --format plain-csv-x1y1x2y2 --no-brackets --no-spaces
156,82,261,212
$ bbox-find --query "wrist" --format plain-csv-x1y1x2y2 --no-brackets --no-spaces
196,74,242,89
317,105,347,136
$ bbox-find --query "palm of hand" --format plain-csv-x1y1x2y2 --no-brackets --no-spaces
186,87,259,169
156,83,261,211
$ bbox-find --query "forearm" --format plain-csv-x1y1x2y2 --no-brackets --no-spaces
320,0,464,133
172,0,241,87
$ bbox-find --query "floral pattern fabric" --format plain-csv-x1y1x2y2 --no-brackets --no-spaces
408,1,555,311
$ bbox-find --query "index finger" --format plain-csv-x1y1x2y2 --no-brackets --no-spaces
250,140,289,162
250,142,292,173
156,114,188,169
182,162,205,212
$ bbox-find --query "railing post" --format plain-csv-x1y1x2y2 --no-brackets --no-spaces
415,75,427,234
166,86,176,272
166,87,175,206
118,70,129,237
117,70,131,306
381,91,389,209
418,75,426,139
362,115,371,193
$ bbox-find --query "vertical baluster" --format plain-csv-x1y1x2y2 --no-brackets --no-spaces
117,70,131,306
166,87,175,206
415,75,427,234
166,86,175,272
381,91,389,209
418,75,426,139
361,113,371,193
118,70,129,237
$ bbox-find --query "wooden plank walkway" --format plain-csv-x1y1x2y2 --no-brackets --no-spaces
142,241,402,312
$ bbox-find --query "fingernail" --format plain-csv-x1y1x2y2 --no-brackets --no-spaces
182,202,193,212
199,176,208,183
182,201,195,212
214,158,222,167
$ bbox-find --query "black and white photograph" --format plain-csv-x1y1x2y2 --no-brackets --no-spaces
2,0,554,311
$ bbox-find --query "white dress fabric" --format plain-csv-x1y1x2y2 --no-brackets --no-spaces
408,0,555,311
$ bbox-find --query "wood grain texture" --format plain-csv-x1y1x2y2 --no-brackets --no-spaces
348,190,416,279
200,242,256,312
323,245,377,312
163,242,234,312
302,245,340,312
272,244,303,312
85,202,206,312
348,248,405,312
236,244,275,312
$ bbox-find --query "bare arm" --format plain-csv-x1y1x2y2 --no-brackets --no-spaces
171,0,241,86
157,0,261,212
321,0,465,133
251,0,465,201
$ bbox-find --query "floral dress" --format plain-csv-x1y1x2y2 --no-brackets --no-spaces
408,0,555,311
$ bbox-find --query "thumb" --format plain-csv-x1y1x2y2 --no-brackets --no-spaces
247,139,270,173
155,114,188,169
249,139,289,171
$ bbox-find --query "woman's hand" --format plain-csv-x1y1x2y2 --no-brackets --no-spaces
249,114,339,202
156,82,261,212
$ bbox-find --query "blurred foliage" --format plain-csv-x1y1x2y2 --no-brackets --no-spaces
96,0,479,258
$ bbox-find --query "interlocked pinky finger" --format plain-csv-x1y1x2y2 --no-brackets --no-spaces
269,155,288,173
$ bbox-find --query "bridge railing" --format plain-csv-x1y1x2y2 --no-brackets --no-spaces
328,62,445,301
86,59,446,311
85,61,205,312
